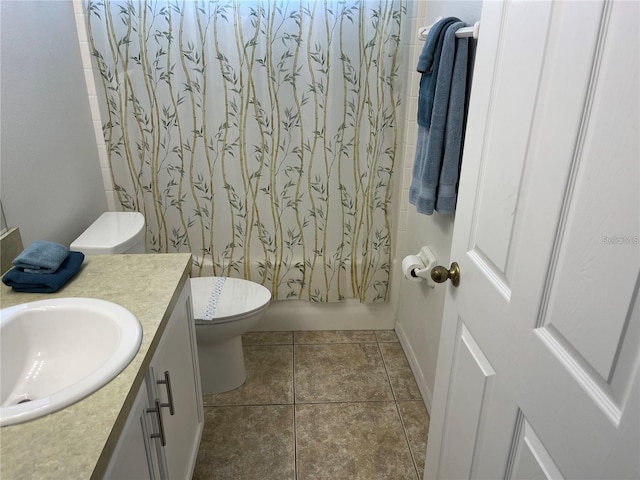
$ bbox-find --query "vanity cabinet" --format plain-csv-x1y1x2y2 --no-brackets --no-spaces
104,382,162,479
105,281,204,479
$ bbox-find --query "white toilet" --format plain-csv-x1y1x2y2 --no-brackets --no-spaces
190,277,270,394
71,212,272,395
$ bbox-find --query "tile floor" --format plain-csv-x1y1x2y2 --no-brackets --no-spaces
193,330,430,480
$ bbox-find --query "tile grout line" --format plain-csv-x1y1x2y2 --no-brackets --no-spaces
292,334,298,480
239,334,298,479
203,398,414,407
294,342,379,346
376,337,398,402
395,400,423,479
377,337,422,479
294,399,401,406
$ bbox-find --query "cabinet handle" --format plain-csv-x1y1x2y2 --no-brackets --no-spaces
157,370,175,415
147,399,167,446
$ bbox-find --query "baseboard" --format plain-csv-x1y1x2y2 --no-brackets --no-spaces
395,321,433,415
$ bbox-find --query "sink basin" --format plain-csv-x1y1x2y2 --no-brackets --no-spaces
0,298,142,426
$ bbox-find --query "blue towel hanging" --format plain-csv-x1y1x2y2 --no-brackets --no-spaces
410,19,470,215
416,17,459,129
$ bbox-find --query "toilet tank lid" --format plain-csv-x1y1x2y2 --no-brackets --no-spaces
190,277,271,322
71,212,145,253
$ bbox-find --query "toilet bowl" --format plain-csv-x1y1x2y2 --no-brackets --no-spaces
71,212,272,395
190,277,271,394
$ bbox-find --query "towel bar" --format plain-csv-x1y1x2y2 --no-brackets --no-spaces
418,18,480,41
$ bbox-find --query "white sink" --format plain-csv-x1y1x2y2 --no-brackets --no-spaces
0,298,142,426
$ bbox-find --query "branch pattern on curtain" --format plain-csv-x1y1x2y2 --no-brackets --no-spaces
87,0,404,303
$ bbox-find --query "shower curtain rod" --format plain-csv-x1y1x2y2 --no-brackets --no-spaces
418,19,481,41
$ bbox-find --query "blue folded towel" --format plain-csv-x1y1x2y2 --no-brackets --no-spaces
12,240,70,274
3,251,85,293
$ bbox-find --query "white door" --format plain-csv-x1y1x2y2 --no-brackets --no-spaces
424,1,639,479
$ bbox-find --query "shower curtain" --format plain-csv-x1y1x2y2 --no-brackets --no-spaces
86,0,404,303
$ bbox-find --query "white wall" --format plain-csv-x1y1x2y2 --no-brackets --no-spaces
0,0,107,247
394,0,482,412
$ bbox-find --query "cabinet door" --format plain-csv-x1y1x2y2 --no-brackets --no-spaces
149,282,204,479
104,382,162,479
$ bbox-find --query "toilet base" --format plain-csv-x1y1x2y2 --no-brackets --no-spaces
197,335,247,395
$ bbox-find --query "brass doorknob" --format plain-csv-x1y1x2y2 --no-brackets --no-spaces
430,262,460,287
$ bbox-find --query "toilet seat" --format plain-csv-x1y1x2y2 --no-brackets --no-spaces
190,277,271,325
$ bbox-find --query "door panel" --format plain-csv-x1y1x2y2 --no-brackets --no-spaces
470,1,551,280
540,0,639,384
438,321,495,479
505,415,563,480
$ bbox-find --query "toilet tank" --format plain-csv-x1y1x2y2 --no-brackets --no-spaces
70,212,145,255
